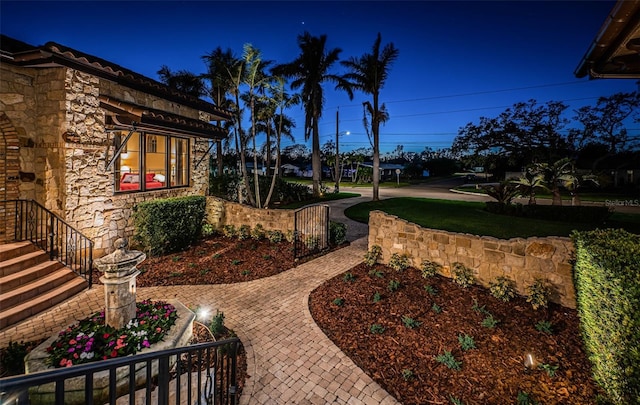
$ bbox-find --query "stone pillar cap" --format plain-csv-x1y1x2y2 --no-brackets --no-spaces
95,238,146,278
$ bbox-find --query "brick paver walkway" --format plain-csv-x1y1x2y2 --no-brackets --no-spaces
0,236,399,404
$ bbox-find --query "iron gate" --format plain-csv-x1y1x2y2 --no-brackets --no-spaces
293,204,330,260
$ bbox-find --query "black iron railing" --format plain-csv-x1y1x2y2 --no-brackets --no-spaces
0,338,240,405
293,204,330,260
2,199,93,286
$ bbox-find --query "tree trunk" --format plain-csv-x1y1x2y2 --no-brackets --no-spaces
312,119,321,197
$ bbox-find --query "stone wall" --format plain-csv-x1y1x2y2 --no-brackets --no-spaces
368,210,576,308
1,62,212,256
206,197,295,234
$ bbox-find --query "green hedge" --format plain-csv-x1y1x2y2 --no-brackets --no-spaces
571,229,640,405
329,221,347,246
485,202,611,224
132,196,206,256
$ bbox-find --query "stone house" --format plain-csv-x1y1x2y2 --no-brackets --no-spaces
0,35,231,256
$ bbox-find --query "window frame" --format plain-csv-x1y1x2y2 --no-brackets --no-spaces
113,131,190,193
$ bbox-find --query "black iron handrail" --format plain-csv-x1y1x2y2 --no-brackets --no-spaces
2,199,94,287
0,338,240,405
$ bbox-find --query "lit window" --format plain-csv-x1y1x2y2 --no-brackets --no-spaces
114,131,189,192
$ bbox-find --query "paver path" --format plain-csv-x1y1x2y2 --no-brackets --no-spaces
0,239,399,404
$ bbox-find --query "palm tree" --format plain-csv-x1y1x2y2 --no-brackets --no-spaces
511,166,547,205
536,158,576,206
202,47,237,176
157,65,206,97
273,32,345,197
340,33,399,201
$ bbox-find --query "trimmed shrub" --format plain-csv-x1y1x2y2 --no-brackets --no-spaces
572,229,640,405
451,262,475,288
329,221,347,246
133,196,206,256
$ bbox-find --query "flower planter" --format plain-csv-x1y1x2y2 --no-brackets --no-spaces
24,300,195,405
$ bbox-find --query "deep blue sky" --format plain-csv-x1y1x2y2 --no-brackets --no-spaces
2,1,637,154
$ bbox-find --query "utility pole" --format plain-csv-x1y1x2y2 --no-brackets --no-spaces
335,108,340,193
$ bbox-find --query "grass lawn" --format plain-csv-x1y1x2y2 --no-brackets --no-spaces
277,192,360,209
455,185,639,203
344,197,640,239
283,178,416,188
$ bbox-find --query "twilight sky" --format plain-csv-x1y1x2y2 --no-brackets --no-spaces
2,1,637,154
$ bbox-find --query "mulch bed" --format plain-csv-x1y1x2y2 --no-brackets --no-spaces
309,262,603,405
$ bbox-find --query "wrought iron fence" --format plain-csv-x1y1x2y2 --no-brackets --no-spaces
293,204,330,260
2,199,93,286
0,338,240,405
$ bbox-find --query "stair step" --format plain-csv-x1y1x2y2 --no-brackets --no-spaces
0,260,63,292
0,241,37,262
0,250,50,278
0,267,76,310
0,277,88,330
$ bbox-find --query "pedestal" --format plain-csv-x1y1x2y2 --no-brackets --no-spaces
99,270,140,330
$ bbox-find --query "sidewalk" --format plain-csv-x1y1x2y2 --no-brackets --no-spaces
0,225,398,404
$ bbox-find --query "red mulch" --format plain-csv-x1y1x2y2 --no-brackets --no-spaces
309,263,603,405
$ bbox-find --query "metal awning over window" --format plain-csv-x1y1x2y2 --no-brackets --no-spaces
100,96,228,140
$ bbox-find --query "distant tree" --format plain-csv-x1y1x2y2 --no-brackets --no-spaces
341,32,399,201
282,144,311,163
273,32,345,197
452,99,569,169
571,92,640,170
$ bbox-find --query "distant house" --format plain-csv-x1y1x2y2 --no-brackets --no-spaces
0,35,231,255
361,162,404,181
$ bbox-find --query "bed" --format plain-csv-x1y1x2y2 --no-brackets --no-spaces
119,172,165,191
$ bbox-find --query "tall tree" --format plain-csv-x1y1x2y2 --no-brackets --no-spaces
202,47,237,176
273,32,345,197
157,65,206,97
452,99,569,169
340,33,399,201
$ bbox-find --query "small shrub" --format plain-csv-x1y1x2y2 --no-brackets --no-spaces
368,268,384,278
387,279,401,292
209,311,225,337
267,230,284,243
237,225,251,240
451,262,475,288
471,298,490,315
481,314,500,328
285,230,295,243
332,298,344,307
305,235,320,250
389,253,411,272
401,369,414,381
458,334,476,351
489,276,517,302
222,225,237,238
329,221,347,246
1,341,33,375
364,245,382,267
250,224,265,240
431,303,442,314
539,363,559,377
517,391,538,405
231,259,241,266
211,253,221,259
424,284,438,295
373,292,382,303
526,278,551,310
450,395,465,405
199,268,210,276
172,256,182,262
343,272,356,282
535,320,554,334
241,269,251,276
421,259,442,278
201,222,215,238
370,324,385,334
402,316,421,329
435,350,461,370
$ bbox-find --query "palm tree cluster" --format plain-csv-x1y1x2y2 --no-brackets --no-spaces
158,32,399,206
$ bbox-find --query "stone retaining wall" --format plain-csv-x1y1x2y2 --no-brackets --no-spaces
368,210,576,308
205,197,295,235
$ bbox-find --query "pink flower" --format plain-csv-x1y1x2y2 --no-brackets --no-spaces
69,339,77,345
